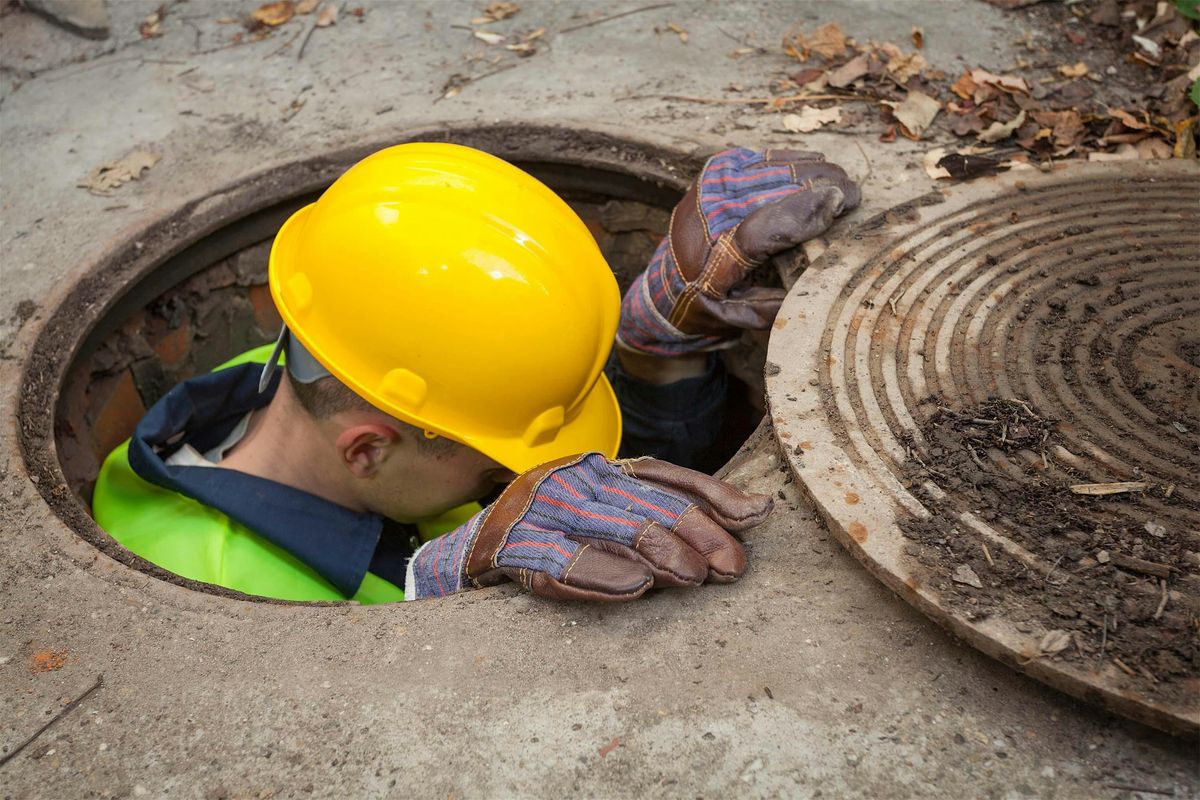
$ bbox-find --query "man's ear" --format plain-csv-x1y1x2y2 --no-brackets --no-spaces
335,424,401,478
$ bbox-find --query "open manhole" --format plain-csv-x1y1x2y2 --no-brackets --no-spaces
19,127,764,602
766,160,1198,735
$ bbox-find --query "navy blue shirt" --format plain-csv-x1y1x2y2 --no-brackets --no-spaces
126,356,726,597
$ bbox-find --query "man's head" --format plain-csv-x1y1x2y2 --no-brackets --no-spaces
283,370,515,522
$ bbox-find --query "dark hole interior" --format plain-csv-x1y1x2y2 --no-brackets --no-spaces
55,161,766,507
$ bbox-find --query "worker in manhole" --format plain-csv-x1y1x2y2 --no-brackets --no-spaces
92,143,859,603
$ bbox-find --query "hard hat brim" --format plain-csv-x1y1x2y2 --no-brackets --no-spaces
461,370,623,474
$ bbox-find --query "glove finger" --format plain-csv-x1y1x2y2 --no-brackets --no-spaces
792,162,862,211
577,526,707,588
734,186,845,261
671,507,748,583
620,458,774,532
523,546,653,602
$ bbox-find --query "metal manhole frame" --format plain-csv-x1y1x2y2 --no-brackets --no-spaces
764,160,1199,736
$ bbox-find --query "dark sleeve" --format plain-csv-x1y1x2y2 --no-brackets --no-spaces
606,350,727,471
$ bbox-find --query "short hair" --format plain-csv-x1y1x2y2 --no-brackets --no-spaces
286,371,460,455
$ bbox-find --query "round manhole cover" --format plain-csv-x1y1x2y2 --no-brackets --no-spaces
766,161,1198,735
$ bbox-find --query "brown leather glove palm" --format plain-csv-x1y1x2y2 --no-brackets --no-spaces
405,453,773,602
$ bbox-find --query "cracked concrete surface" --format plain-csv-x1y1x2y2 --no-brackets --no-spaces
1,2,1196,797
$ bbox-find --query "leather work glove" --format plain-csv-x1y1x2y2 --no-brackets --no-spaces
404,453,773,602
617,147,861,357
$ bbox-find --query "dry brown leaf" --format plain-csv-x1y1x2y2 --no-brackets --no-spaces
827,54,869,88
1108,107,1151,130
139,5,164,38
78,150,161,196
912,26,924,49
878,42,927,82
1058,61,1089,78
473,30,505,44
970,68,1028,94
1032,109,1084,148
809,22,846,59
315,1,337,27
950,70,979,100
788,22,847,61
781,106,842,133
978,110,1027,143
1088,143,1140,162
472,1,520,24
888,91,941,140
923,147,951,179
252,0,295,27
295,0,319,13
1174,118,1197,159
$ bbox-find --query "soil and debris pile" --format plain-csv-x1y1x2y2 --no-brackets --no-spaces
899,396,1198,707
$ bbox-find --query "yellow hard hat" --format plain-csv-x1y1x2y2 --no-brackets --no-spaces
267,142,622,473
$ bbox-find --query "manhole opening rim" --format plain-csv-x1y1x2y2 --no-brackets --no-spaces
16,123,706,607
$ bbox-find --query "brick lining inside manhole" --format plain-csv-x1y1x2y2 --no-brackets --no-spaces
766,161,1198,736
22,129,768,604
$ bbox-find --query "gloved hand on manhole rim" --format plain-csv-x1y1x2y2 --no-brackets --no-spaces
404,453,773,602
617,147,861,358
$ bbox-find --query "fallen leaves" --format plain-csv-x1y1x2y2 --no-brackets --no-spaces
930,150,1010,181
888,91,941,139
978,109,1026,143
138,4,165,38
782,106,842,133
252,0,295,27
1057,61,1089,79
77,150,161,196
970,68,1029,95
473,30,505,45
473,2,520,24
784,23,847,61
315,1,337,27
827,54,869,88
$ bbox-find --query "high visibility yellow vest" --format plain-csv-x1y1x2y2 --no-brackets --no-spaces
91,345,478,603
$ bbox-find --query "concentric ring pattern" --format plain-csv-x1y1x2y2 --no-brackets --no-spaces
766,161,1199,735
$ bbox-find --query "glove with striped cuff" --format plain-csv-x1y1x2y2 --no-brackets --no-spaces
405,452,773,602
617,147,860,357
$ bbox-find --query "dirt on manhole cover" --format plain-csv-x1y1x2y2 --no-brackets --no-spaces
766,161,1198,736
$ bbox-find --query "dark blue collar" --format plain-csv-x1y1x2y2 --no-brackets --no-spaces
127,364,385,597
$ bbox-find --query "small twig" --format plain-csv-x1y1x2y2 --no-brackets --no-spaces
1110,553,1172,580
559,2,674,34
298,2,343,61
433,62,519,103
967,446,986,471
616,92,878,106
1044,554,1067,586
0,675,104,768
1153,578,1169,620
1111,656,1137,677
268,21,307,58
853,138,873,184
981,542,994,567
